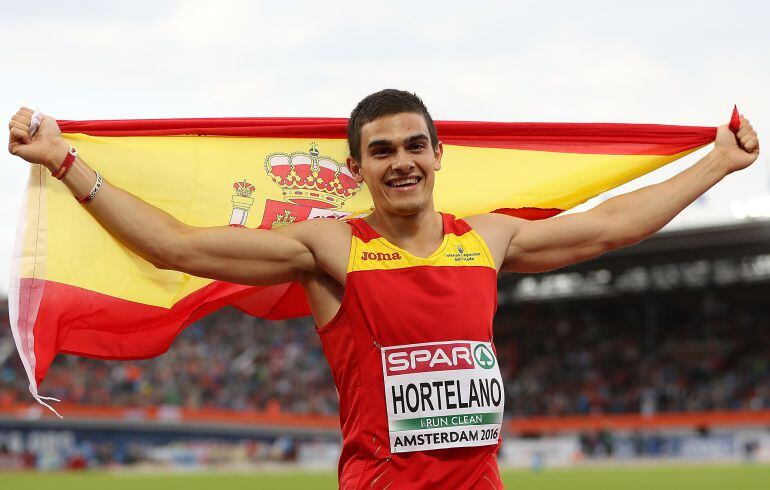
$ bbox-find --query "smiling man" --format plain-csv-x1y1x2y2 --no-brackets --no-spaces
7,89,760,489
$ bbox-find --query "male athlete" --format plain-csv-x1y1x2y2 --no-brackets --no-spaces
7,89,760,489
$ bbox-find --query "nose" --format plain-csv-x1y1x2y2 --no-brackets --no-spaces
391,148,415,173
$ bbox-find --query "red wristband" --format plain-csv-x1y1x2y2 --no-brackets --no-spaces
53,147,77,180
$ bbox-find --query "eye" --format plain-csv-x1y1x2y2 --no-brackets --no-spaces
372,147,391,157
409,143,426,152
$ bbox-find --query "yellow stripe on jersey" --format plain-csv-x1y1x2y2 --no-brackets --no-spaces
348,230,496,273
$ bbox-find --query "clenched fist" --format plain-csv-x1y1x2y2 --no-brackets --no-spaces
713,117,760,174
8,107,68,172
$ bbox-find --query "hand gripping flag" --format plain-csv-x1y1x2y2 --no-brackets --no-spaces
10,114,726,415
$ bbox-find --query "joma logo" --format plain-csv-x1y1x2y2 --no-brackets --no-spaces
361,251,402,261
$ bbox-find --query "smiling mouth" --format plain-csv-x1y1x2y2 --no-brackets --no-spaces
386,176,423,188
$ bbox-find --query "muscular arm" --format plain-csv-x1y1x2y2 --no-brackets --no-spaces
468,121,760,273
8,109,335,286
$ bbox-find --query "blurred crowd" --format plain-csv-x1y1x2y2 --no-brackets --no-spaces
0,436,305,471
0,306,337,415
1,286,768,417
496,287,770,416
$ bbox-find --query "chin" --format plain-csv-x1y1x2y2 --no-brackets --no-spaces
388,199,429,216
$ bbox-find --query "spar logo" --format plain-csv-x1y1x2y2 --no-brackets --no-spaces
384,343,475,376
473,344,496,369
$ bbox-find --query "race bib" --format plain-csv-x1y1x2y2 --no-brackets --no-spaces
381,340,505,453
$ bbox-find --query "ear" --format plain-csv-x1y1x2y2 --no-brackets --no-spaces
433,141,443,171
347,156,365,184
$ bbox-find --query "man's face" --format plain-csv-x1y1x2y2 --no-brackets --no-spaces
348,112,443,217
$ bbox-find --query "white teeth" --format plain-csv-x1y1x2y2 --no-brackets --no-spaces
389,177,419,187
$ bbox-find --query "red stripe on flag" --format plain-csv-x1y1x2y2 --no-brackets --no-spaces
58,118,717,156
25,278,311,386
729,105,741,133
493,208,563,220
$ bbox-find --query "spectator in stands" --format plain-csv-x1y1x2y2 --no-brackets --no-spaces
1,287,768,417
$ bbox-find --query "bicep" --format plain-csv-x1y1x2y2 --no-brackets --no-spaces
170,223,317,285
502,210,612,273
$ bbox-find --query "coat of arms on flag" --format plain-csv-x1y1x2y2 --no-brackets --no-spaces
226,143,365,229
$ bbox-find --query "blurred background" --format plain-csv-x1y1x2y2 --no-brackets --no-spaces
1,0,769,488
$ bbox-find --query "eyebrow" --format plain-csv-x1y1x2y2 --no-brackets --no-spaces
366,133,430,149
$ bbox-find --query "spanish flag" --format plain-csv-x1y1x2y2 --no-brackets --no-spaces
10,116,719,414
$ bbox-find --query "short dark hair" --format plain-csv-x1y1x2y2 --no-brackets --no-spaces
347,89,439,161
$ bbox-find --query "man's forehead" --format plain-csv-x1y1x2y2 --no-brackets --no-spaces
361,112,430,144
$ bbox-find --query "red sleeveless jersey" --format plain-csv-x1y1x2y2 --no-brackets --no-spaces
317,213,505,489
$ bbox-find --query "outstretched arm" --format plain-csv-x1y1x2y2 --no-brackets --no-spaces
469,119,760,273
7,108,324,285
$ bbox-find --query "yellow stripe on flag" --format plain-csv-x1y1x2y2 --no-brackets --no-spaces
23,133,705,308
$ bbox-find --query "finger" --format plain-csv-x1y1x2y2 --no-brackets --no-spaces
10,115,30,129
740,117,753,129
736,122,754,139
12,112,32,126
738,130,756,146
18,107,33,115
742,136,759,153
10,126,30,144
739,132,756,147
8,127,30,152
8,120,30,134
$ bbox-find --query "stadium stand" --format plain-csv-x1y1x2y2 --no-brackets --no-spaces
0,305,338,415
1,287,768,418
496,287,770,416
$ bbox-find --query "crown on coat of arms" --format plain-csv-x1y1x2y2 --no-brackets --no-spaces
233,179,256,198
264,143,361,210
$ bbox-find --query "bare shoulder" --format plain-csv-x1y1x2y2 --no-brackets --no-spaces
463,213,524,271
277,218,352,281
277,216,351,246
463,212,524,240
276,218,352,259
464,212,519,228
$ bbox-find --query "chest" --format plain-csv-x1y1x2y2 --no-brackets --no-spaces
348,266,497,345
345,230,498,345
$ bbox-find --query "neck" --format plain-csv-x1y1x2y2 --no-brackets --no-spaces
366,206,444,253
